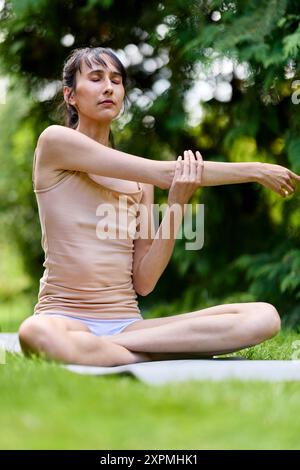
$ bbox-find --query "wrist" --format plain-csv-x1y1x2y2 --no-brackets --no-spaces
160,161,176,189
251,162,265,183
167,200,187,212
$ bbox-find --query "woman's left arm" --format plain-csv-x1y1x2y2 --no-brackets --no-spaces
133,151,201,296
201,160,300,197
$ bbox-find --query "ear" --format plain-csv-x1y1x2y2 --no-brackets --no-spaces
63,86,76,107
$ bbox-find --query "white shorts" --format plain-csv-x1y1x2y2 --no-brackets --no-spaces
41,313,143,336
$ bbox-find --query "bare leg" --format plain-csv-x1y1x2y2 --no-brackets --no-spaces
18,315,151,366
105,302,281,357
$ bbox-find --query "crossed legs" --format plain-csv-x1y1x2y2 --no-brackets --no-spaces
18,302,281,366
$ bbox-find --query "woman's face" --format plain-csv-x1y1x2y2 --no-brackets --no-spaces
64,54,125,124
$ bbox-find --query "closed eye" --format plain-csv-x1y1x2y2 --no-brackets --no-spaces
91,78,121,84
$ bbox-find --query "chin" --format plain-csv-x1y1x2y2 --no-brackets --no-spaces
95,115,116,124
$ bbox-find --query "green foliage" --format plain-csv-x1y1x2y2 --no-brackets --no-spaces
232,242,300,326
283,23,300,57
0,77,44,284
1,0,300,322
285,134,300,172
10,0,49,15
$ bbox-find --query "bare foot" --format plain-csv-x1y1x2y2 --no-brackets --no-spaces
102,335,152,364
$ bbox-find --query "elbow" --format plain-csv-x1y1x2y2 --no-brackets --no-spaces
134,282,154,297
135,287,152,297
137,289,151,297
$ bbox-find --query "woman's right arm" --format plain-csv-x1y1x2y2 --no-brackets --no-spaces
37,125,176,190
37,126,300,196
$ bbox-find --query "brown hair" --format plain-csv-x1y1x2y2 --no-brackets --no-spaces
59,46,128,148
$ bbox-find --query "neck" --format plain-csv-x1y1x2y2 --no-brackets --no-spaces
75,116,112,147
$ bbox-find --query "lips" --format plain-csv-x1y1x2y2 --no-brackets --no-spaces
99,99,115,104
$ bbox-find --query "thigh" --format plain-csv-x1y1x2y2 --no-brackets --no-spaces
24,313,91,333
121,302,257,333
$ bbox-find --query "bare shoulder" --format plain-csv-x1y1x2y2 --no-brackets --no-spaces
34,126,72,190
38,124,68,142
36,125,70,158
37,125,75,156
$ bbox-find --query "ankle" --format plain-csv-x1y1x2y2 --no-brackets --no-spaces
132,352,152,363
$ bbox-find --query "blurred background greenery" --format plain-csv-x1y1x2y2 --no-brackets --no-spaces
1,0,300,332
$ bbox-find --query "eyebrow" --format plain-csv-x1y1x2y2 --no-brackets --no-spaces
87,69,122,77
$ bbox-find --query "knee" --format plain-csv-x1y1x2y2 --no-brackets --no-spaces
18,317,53,356
251,303,281,342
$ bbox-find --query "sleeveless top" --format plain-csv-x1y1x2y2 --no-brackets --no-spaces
32,150,144,320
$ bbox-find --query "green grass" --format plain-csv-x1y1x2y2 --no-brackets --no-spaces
1,330,300,450
0,293,35,332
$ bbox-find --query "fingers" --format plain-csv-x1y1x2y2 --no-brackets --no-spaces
177,149,204,186
281,189,289,198
183,150,190,179
195,150,204,183
290,171,300,183
286,183,296,193
281,167,300,196
188,150,196,181
182,149,203,183
175,155,183,178
280,184,294,197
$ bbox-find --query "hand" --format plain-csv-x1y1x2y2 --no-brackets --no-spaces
167,150,204,206
258,163,300,197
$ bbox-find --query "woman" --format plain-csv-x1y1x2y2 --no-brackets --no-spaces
18,46,299,366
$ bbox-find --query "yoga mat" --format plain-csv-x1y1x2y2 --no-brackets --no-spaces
2,333,300,384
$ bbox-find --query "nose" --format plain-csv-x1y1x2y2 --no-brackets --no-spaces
103,76,113,95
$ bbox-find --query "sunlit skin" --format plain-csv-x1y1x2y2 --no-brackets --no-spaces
63,54,125,146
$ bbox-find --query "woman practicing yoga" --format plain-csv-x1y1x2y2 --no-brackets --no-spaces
18,46,300,366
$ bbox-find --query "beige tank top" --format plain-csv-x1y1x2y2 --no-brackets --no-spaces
32,151,143,320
